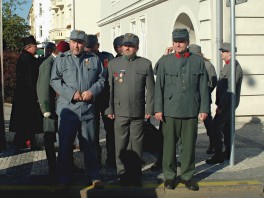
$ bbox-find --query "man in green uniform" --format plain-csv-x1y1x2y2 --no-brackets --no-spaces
106,33,155,186
206,42,243,164
154,28,209,191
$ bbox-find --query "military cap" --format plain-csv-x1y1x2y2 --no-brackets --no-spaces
172,28,189,41
189,44,202,54
45,42,56,50
86,34,98,48
123,33,139,46
70,30,86,42
22,35,38,46
219,42,237,52
113,35,124,47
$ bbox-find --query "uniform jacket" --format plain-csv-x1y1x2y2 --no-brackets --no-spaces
50,51,105,121
154,52,209,118
9,50,43,133
105,56,155,117
94,51,114,112
215,60,243,109
37,54,57,132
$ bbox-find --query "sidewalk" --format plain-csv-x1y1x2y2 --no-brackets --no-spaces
1,103,264,198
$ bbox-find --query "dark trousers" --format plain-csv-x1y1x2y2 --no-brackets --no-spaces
114,116,144,176
204,114,214,148
44,133,57,176
211,108,231,156
94,108,115,164
162,117,198,181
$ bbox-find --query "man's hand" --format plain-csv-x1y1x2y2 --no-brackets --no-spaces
155,112,163,122
199,113,208,122
81,90,93,101
73,91,83,101
145,114,152,119
107,114,115,119
164,47,174,55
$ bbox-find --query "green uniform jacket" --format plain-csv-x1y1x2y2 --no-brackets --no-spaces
155,53,209,117
105,56,155,117
37,55,57,132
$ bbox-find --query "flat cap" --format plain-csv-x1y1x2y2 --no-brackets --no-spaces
86,34,98,48
219,42,237,52
123,33,139,46
172,28,189,41
189,44,202,54
22,35,38,46
70,30,86,42
56,41,70,53
113,35,124,47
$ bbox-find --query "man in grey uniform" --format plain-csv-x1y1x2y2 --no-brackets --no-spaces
155,28,209,191
50,30,105,189
106,33,155,186
206,42,243,164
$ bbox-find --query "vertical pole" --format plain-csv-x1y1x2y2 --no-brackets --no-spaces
216,0,223,78
0,0,7,151
230,0,236,166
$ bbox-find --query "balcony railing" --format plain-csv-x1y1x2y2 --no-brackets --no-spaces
49,28,69,41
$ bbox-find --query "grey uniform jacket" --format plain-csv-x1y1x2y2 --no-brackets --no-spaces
155,53,209,118
105,56,155,117
37,54,57,132
216,60,243,109
50,51,105,121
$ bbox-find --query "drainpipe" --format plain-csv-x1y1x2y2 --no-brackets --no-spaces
216,0,223,78
73,0,75,29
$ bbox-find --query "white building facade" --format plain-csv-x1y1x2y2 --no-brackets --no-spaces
98,0,264,122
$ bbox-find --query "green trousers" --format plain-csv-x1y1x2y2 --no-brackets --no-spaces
162,117,198,181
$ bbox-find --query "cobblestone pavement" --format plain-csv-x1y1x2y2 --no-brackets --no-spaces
1,103,264,196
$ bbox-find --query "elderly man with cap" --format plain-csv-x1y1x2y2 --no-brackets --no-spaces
206,42,243,164
105,33,155,186
10,35,43,154
37,41,70,180
85,34,116,168
189,44,217,154
50,30,105,190
113,35,124,57
154,28,209,191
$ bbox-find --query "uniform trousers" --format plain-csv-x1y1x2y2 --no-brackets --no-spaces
114,116,144,176
211,108,231,157
162,117,198,181
57,117,99,184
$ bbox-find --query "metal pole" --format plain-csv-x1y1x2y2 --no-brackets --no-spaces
216,0,223,78
230,0,236,166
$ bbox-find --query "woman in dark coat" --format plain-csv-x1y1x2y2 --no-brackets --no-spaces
9,35,43,152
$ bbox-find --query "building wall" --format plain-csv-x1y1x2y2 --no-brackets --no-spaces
98,0,264,121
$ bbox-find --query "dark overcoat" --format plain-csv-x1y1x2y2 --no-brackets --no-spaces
9,50,43,134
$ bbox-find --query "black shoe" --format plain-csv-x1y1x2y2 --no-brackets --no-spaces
119,175,130,187
164,179,175,189
151,161,162,171
131,179,142,187
206,147,215,154
223,150,230,160
181,179,199,191
205,155,224,164
106,159,116,168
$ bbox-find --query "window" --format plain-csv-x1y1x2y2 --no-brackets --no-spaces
130,20,136,34
138,17,147,57
39,25,43,37
39,3,42,16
